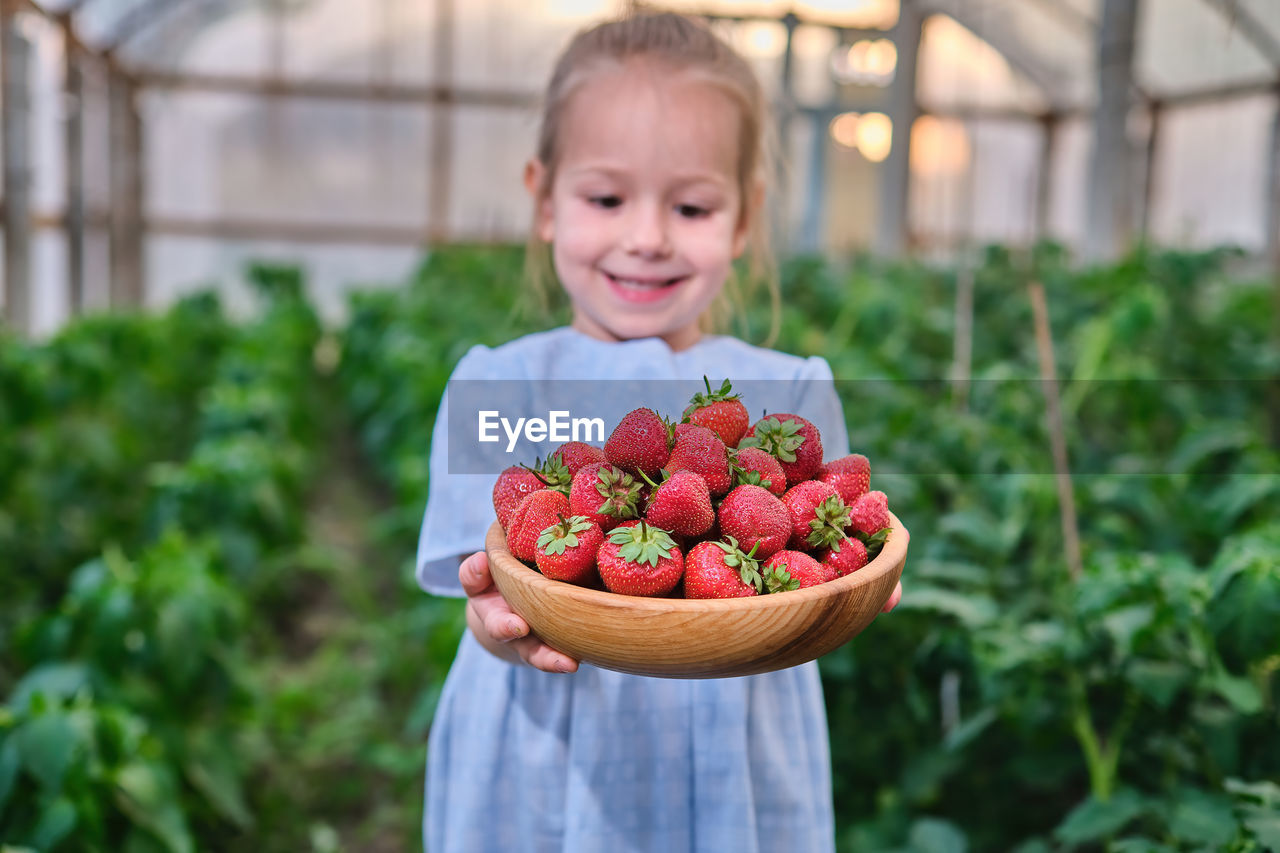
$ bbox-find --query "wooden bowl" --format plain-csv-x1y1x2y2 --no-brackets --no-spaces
485,512,909,678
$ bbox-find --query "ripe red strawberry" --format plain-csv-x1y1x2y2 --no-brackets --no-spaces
550,441,606,477
818,454,870,505
506,489,570,562
684,537,762,599
682,377,749,447
717,484,790,560
762,549,835,592
780,481,852,551
643,469,714,538
604,407,671,480
673,422,700,441
568,461,643,532
666,424,731,496
739,413,823,486
596,520,684,596
821,536,869,577
535,514,604,585
492,466,544,529
850,490,891,537
730,446,787,496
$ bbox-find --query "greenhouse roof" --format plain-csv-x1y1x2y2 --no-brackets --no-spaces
25,0,1280,115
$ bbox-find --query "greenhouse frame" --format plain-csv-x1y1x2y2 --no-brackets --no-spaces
2,0,1279,334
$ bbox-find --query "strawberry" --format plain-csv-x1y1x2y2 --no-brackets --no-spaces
535,514,604,585
506,489,570,562
818,454,870,505
716,484,790,560
684,537,762,599
642,469,715,538
492,466,544,529
761,549,835,591
738,413,823,486
682,377,749,447
666,424,731,496
604,407,671,480
780,481,851,551
673,422,700,441
820,536,869,577
522,453,573,495
730,446,787,496
549,441,606,477
568,461,643,532
850,490,891,537
596,520,684,596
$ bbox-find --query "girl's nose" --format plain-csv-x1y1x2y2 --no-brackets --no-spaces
624,202,672,258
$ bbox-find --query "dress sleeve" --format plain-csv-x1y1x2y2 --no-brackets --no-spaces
792,356,850,462
415,345,499,597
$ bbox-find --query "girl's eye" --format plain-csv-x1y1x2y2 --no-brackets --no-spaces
676,204,710,219
589,195,622,209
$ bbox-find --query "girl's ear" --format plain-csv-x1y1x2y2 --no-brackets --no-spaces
524,159,555,242
732,177,765,259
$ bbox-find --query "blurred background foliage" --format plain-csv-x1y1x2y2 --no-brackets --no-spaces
1,245,1278,852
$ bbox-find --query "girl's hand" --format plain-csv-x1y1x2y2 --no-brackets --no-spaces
459,551,580,673
881,581,903,613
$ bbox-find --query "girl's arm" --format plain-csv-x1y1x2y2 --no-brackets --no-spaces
459,551,580,673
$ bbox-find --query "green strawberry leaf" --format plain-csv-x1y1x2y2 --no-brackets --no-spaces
764,565,800,594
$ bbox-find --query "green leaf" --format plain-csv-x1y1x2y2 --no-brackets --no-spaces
907,817,968,853
0,738,20,809
1204,668,1263,714
15,712,77,791
1240,804,1280,849
1224,777,1280,808
8,663,91,714
1164,787,1237,847
29,797,78,849
185,751,254,831
1207,530,1280,667
1107,839,1175,853
942,707,998,752
1206,476,1280,532
895,587,997,629
1054,789,1147,844
115,761,195,853
1126,659,1189,709
1100,604,1153,654
1166,424,1257,474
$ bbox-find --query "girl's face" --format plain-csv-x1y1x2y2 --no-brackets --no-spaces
525,63,751,352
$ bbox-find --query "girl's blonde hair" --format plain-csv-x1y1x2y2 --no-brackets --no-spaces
523,9,781,346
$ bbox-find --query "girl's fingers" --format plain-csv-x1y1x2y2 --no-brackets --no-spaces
881,581,903,613
470,589,529,643
458,551,492,597
511,636,580,673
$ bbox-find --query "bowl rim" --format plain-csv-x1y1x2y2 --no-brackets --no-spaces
486,510,908,613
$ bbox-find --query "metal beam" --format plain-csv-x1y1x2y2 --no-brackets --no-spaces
919,0,1076,110
1035,112,1060,240
2,1,33,335
108,69,144,307
132,68,539,107
1139,101,1162,241
62,12,86,314
428,0,454,237
876,0,924,256
103,0,199,53
1197,0,1280,70
1084,0,1139,261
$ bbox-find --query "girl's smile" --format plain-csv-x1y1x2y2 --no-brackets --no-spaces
602,271,689,303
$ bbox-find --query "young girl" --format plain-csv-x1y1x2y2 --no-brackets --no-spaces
416,11,901,851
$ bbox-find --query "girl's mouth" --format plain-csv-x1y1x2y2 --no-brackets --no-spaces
604,272,686,303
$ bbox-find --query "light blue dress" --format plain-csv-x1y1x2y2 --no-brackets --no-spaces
417,327,849,853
